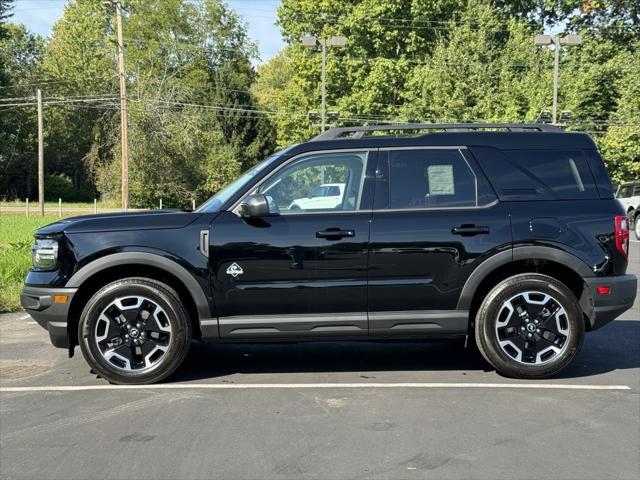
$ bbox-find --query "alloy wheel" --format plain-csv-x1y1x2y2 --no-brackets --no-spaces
495,290,570,365
94,295,172,372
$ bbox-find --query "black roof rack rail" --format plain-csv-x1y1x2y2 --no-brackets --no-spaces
310,123,563,141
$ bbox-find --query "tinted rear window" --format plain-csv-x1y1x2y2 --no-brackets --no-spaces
505,150,598,199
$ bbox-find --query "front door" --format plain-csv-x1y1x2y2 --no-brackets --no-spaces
368,146,511,335
210,149,376,339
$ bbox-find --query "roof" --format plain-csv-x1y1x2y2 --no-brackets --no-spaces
286,124,597,155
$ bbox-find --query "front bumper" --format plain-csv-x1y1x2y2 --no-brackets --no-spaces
583,274,638,330
20,286,77,349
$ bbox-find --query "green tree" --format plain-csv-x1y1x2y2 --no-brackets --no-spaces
40,0,275,206
41,0,115,200
256,0,639,181
401,4,550,123
0,23,44,199
597,45,640,182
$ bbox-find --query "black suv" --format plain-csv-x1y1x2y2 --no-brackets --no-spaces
21,123,637,384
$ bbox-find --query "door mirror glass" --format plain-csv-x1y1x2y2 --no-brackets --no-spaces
239,194,270,218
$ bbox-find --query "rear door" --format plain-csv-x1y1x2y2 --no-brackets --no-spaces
368,146,512,335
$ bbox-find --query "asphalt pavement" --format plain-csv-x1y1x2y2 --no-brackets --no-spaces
1,241,638,480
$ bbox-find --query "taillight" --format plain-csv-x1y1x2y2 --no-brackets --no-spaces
614,215,629,258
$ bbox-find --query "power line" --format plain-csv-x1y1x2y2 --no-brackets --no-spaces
2,93,638,128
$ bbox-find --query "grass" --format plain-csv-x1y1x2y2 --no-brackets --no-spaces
0,200,122,209
0,215,61,312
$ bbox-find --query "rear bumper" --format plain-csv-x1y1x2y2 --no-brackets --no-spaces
20,286,77,349
583,275,638,330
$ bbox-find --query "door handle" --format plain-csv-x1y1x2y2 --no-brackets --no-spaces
451,225,490,236
316,228,355,240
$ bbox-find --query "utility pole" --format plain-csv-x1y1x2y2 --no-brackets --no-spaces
534,34,582,125
37,89,44,216
320,38,326,131
109,0,129,210
552,41,560,125
301,35,347,131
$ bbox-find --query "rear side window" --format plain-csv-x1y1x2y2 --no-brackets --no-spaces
506,150,598,199
374,148,496,209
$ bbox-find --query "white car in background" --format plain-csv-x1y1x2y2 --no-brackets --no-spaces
616,182,640,240
289,183,345,211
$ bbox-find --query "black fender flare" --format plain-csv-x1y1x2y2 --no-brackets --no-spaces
456,246,592,311
66,252,212,319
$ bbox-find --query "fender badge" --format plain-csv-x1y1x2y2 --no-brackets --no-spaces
226,263,243,278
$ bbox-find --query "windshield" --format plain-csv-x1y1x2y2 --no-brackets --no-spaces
195,146,296,212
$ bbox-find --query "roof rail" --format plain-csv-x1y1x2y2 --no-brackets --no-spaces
310,123,563,141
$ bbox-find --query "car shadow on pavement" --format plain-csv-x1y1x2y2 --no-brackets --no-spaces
556,319,640,379
170,320,640,382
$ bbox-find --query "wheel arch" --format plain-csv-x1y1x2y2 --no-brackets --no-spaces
458,246,593,330
66,253,213,345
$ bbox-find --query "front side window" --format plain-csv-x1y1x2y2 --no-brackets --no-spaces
380,149,478,209
256,151,368,214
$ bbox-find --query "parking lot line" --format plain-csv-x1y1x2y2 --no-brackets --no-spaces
0,382,631,393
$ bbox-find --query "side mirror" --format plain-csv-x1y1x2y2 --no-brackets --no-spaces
239,194,270,218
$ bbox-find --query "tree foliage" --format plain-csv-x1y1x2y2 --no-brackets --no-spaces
254,0,639,181
2,0,274,207
0,0,638,206
0,22,44,199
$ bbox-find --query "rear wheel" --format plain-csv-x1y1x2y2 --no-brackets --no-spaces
634,211,640,240
79,277,192,384
475,273,584,379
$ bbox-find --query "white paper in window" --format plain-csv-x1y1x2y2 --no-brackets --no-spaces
427,164,455,195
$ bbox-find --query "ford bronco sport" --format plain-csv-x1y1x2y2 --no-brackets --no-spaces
21,123,637,384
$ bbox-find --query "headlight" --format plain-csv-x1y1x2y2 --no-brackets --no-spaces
31,238,59,271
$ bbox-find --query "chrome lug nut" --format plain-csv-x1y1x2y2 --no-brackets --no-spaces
527,333,533,338
136,323,142,328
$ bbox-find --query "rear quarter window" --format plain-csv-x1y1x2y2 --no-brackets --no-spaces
505,150,598,200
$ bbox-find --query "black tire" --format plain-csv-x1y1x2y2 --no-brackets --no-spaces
79,277,192,385
475,273,584,379
634,211,640,241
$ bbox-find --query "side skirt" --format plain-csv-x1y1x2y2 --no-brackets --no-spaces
200,310,469,341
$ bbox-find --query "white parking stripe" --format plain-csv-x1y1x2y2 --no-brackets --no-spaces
0,382,630,393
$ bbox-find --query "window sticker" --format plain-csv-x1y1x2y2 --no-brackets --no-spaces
427,164,455,195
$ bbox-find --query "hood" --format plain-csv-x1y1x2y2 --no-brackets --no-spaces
35,210,201,236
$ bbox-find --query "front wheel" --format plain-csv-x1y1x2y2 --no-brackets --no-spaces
634,211,640,240
79,278,192,384
475,273,584,379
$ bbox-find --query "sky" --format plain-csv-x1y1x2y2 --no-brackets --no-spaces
10,0,285,64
